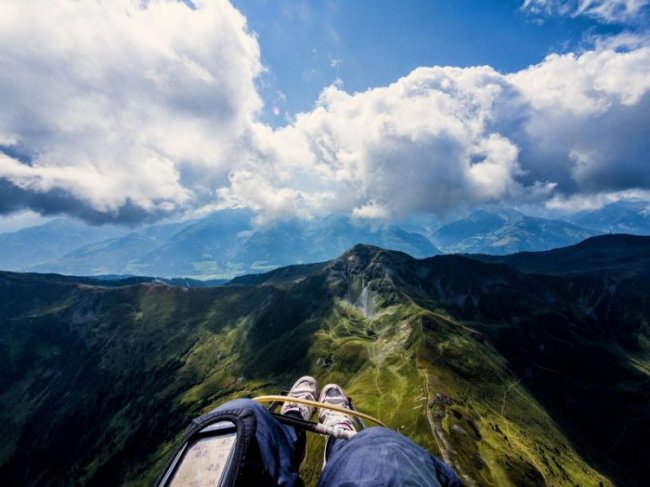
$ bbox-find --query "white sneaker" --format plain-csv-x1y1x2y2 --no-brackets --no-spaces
280,375,318,421
318,384,356,433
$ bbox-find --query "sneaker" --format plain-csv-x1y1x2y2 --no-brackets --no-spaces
280,375,318,421
318,384,356,434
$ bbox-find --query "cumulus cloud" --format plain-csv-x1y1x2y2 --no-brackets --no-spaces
216,37,650,222
545,189,650,212
510,40,650,194
521,0,650,23
1,1,649,227
0,0,262,224
216,67,551,223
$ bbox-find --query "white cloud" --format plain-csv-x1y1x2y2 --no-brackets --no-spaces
0,0,262,223
1,1,649,227
521,0,650,23
231,66,556,222
214,170,334,226
352,201,390,220
0,209,52,234
510,41,650,193
329,56,341,69
215,39,649,222
545,189,650,211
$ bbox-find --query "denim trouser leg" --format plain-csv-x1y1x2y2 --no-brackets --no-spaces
317,427,463,487
210,398,304,487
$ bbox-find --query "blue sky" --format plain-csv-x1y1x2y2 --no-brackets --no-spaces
0,0,649,231
235,0,624,122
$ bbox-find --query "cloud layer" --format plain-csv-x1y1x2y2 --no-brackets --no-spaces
0,0,261,223
521,0,650,23
0,0,649,225
220,37,650,222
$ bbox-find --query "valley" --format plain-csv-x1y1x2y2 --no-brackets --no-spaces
0,235,648,486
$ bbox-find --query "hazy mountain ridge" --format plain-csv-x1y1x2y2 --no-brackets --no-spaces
21,212,441,278
568,199,650,235
469,233,650,277
1,235,648,486
5,203,648,279
0,218,126,271
432,209,599,254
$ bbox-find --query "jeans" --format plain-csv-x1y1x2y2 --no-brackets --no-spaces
211,399,462,487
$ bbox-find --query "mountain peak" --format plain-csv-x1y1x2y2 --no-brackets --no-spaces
333,243,414,272
433,208,598,255
2,235,649,486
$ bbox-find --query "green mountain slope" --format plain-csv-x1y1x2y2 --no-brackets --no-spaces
1,236,648,486
469,233,650,277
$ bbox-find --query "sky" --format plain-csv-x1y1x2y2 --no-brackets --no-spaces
235,0,624,122
0,0,649,231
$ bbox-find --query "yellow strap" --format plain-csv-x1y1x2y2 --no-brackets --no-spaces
253,395,385,427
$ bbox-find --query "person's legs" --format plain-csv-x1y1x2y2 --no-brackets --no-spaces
208,398,305,486
316,383,462,487
318,427,462,487
207,376,318,487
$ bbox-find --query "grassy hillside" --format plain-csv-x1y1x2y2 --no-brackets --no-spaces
1,237,648,486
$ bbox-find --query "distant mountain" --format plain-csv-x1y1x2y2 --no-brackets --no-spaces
432,209,599,254
469,233,650,276
0,270,227,289
10,206,645,278
1,236,648,486
31,212,440,278
145,208,280,276
0,218,127,271
568,199,650,235
36,233,162,275
228,261,326,287
287,214,438,263
393,212,442,239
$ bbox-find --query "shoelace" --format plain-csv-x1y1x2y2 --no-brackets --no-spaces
283,383,316,419
320,392,355,431
321,410,355,431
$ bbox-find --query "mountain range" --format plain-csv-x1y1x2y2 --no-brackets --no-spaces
568,199,650,235
431,208,598,254
1,199,648,279
1,234,648,486
0,218,125,271
28,211,439,278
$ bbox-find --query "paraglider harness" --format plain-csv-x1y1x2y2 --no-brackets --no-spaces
155,393,384,487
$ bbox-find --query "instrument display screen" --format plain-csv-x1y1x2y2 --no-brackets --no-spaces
169,432,237,487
